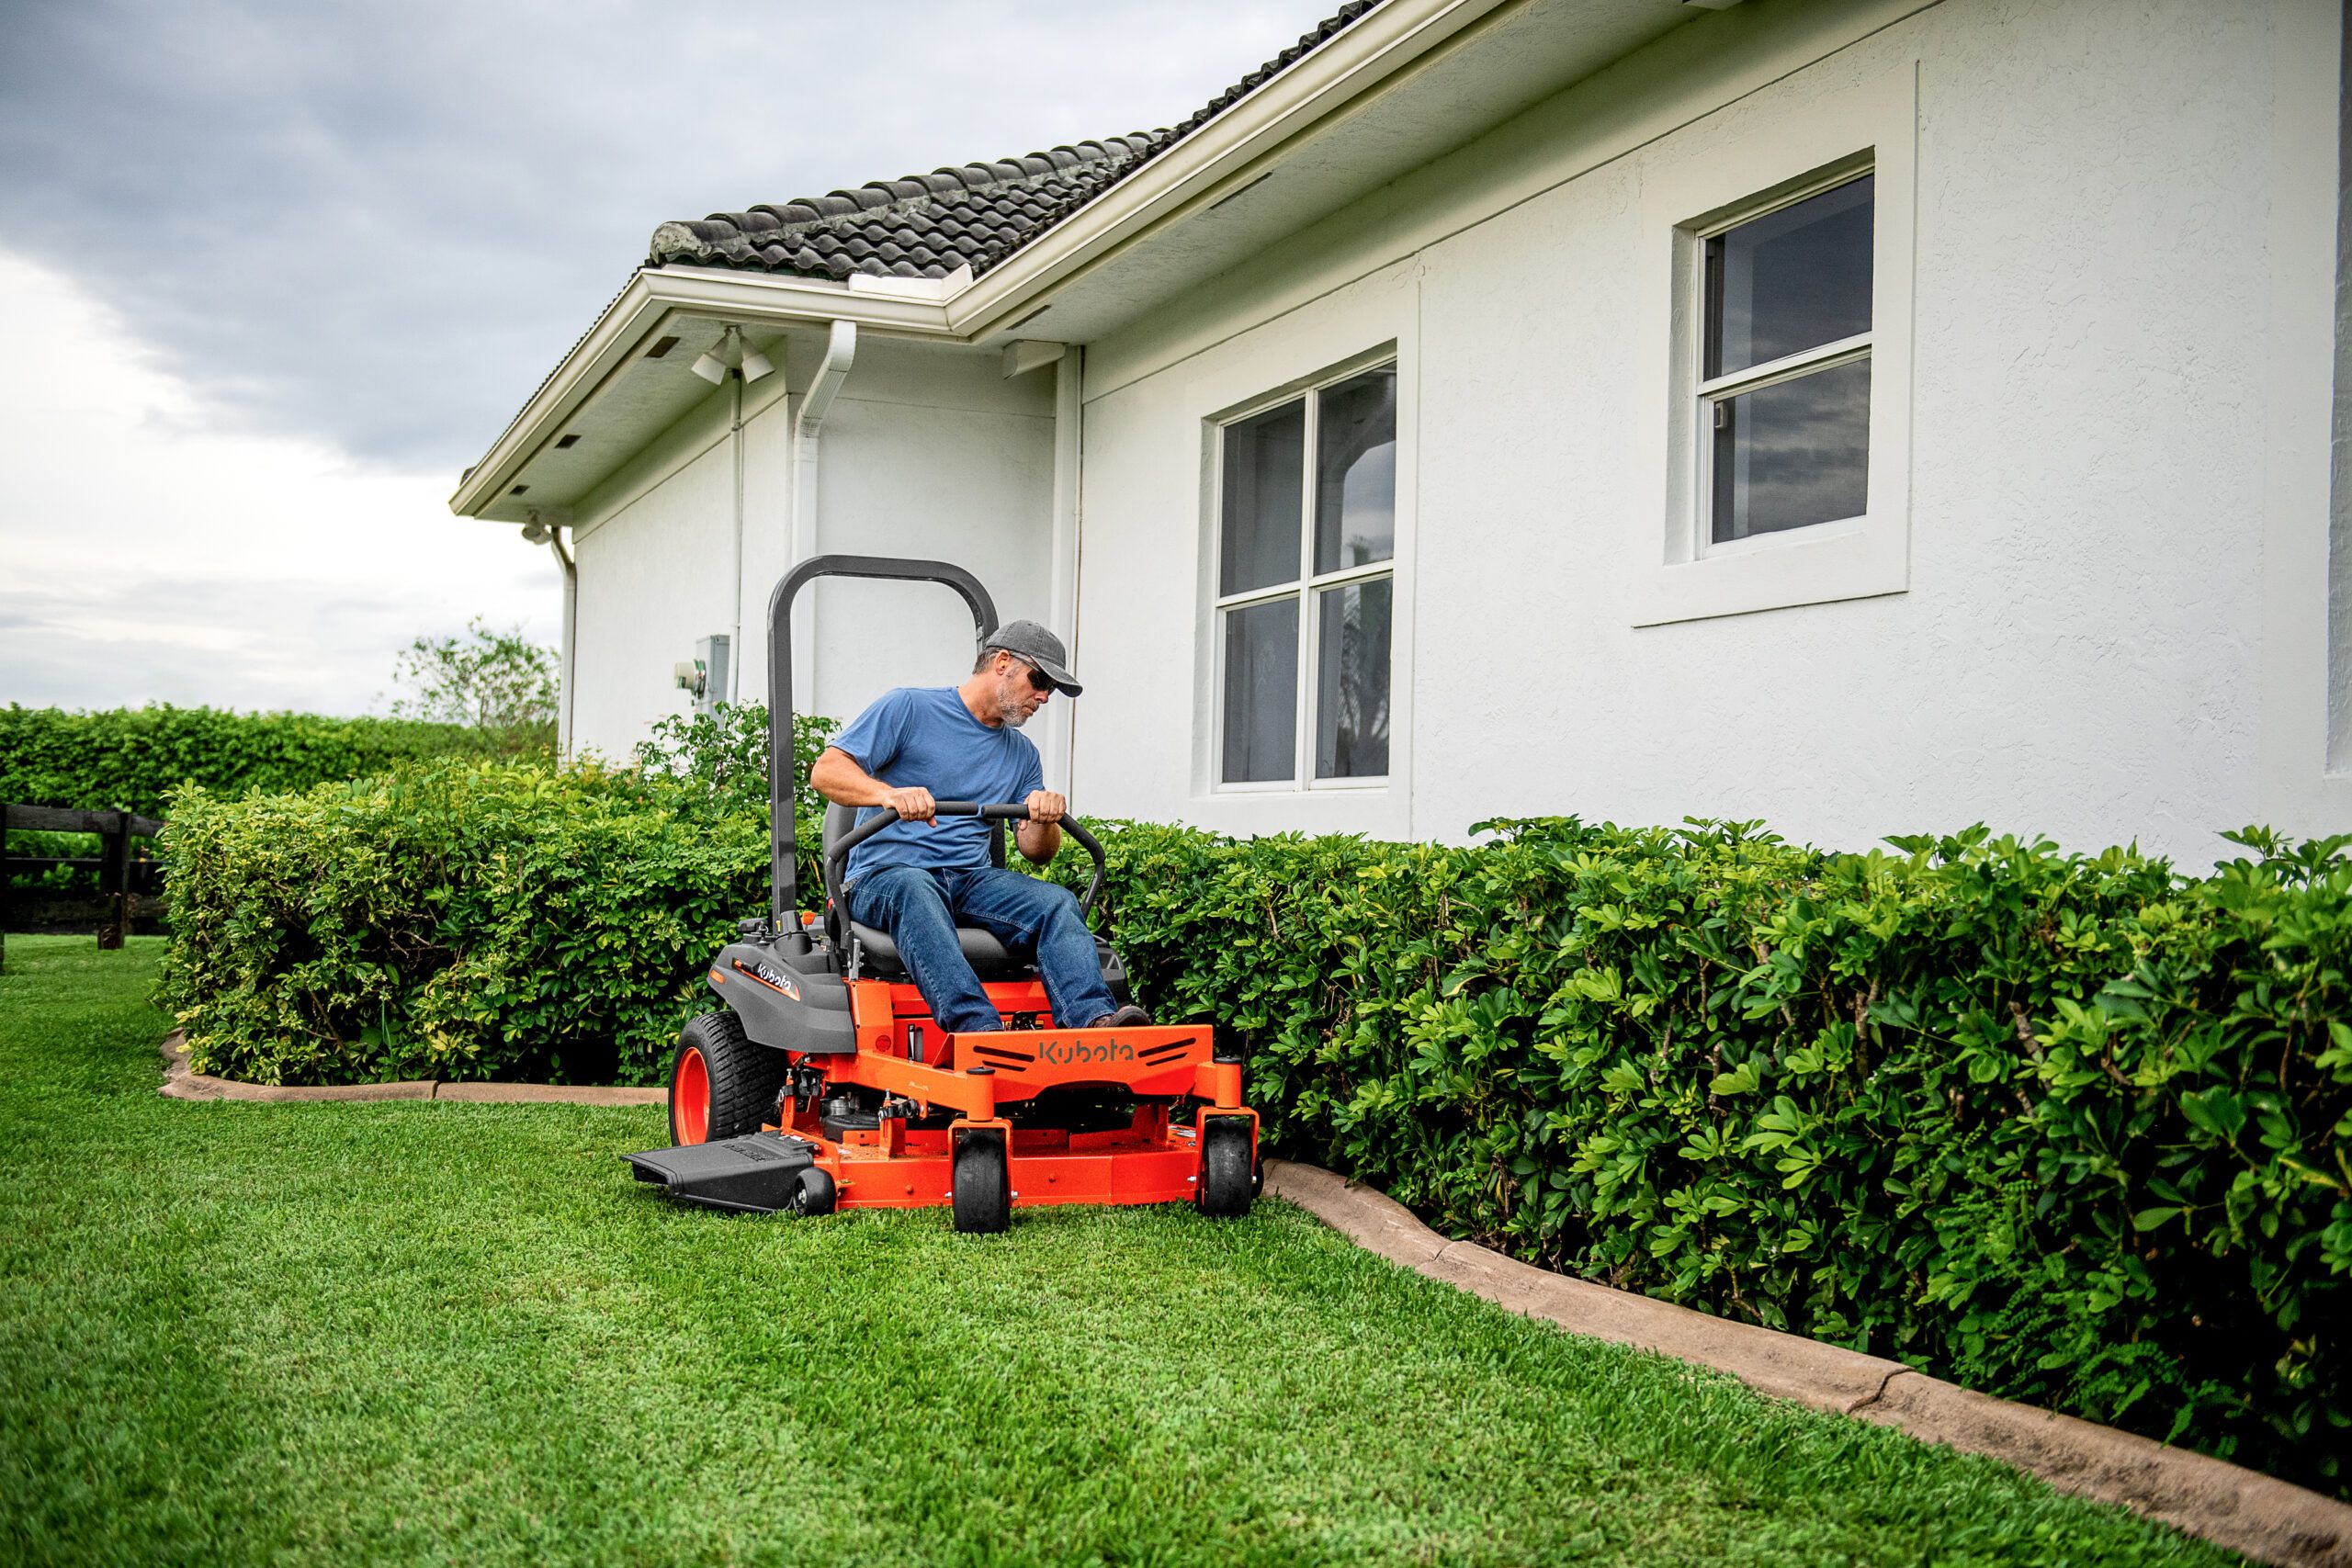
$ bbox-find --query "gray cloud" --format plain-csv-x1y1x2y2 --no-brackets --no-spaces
0,572,547,715
0,1,1310,473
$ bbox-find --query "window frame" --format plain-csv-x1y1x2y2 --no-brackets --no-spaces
1629,64,1917,627
1208,357,1398,794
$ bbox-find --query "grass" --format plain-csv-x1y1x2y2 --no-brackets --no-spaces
0,935,2242,1567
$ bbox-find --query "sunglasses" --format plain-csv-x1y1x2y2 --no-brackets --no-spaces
1015,660,1055,694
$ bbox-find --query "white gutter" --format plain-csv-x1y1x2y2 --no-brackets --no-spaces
447,0,1508,523
788,320,858,713
450,273,941,519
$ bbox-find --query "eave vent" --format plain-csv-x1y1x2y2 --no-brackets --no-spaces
644,335,681,359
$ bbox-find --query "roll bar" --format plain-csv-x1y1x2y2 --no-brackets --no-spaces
766,556,997,933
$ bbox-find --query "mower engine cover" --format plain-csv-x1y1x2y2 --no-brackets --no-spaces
706,938,855,1055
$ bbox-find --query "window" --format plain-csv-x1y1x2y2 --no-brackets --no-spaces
1629,66,1915,627
1700,174,1873,546
1214,364,1396,787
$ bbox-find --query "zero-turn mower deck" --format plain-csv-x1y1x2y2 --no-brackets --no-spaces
628,993,1259,1224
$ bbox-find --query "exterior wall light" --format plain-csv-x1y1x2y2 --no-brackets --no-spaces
690,326,775,387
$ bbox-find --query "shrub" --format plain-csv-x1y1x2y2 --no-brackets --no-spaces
158,760,769,1087
158,705,839,1089
0,704,511,818
1044,818,2351,1498
629,702,837,897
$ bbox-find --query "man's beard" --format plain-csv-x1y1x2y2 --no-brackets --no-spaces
996,687,1033,728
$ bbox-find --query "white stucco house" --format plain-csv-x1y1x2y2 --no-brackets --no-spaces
451,0,2352,868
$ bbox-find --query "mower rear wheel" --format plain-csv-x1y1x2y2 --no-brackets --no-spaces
1197,1116,1255,1219
669,1011,789,1146
951,1129,1011,1235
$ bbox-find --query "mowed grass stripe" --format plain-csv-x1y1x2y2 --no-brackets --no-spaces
0,938,2234,1566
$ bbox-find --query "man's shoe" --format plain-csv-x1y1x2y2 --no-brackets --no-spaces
1088,1004,1151,1029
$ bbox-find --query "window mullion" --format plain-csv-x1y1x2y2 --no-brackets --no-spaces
1215,582,1302,613
1306,559,1392,592
1696,332,1871,399
1295,389,1318,785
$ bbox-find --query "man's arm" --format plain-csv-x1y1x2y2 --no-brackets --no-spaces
1015,791,1064,864
810,746,936,822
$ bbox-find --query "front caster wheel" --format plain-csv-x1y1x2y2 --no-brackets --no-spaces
1197,1116,1255,1219
786,1166,837,1218
952,1128,1011,1234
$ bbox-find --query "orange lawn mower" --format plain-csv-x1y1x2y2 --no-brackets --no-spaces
624,554,1260,1232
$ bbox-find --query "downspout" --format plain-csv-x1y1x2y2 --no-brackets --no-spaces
546,524,577,757
789,320,857,714
729,366,745,704
1047,347,1083,793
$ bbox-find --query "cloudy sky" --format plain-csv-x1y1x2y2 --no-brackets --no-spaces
0,0,1317,714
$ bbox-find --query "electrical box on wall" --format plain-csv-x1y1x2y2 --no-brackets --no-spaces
673,634,731,715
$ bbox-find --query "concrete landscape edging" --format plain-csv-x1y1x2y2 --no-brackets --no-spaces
1261,1158,2352,1568
157,1031,664,1107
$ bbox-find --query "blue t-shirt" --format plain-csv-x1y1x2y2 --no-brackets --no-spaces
831,686,1044,885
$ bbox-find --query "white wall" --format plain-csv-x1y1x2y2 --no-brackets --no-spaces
1071,0,2345,868
568,333,1058,770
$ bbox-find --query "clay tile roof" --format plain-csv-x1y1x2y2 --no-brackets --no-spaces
646,1,1383,282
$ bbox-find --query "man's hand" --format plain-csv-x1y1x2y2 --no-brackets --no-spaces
1016,791,1066,866
886,785,938,823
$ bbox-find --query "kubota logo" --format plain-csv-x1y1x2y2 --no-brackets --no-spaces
1041,1037,1135,1066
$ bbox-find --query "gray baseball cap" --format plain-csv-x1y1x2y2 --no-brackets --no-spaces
980,619,1082,695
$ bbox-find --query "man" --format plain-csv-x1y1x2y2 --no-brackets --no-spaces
808,619,1150,1034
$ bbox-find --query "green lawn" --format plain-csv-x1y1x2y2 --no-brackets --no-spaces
0,936,2239,1567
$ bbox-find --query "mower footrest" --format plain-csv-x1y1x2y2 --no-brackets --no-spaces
625,1132,819,1213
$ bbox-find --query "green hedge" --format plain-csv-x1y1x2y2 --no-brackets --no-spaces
159,761,767,1086
158,708,834,1086
1044,818,2350,1499
0,704,514,819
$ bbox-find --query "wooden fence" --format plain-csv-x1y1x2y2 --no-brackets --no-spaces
1,804,166,969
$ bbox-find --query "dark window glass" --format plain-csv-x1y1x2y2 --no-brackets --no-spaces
1219,400,1305,595
1710,357,1871,541
1704,175,1873,378
1313,368,1396,574
1221,598,1298,784
1314,577,1391,779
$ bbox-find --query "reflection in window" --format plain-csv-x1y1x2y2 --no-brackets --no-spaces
1315,577,1390,778
1712,359,1871,539
1700,174,1873,545
1315,367,1396,573
1221,599,1298,784
1214,361,1396,787
1220,401,1306,595
1705,176,1873,376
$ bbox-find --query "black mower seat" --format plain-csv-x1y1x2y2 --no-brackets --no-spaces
824,801,1034,979
849,921,1030,979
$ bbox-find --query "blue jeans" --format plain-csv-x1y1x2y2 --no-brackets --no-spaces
847,866,1115,1033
